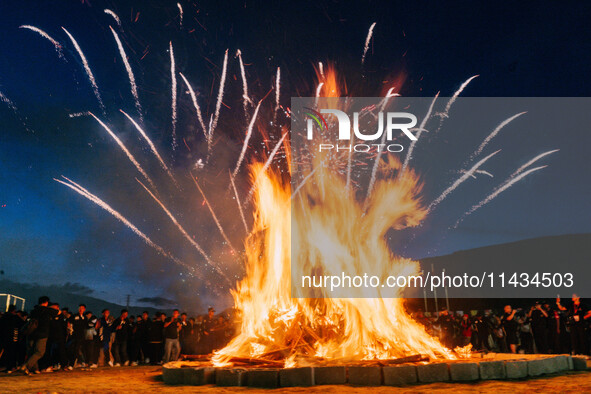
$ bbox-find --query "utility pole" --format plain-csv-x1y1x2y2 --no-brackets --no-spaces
126,294,130,310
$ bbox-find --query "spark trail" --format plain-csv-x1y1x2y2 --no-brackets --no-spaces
400,93,439,175
177,3,183,28
209,50,229,147
104,9,121,27
366,87,403,199
274,67,281,123
435,75,478,132
291,164,320,200
89,113,156,190
0,90,18,112
179,72,208,139
428,149,501,212
233,100,262,178
470,112,526,160
120,109,176,184
20,25,64,58
245,132,288,203
314,83,324,106
229,171,249,232
236,50,252,122
190,175,239,256
136,178,228,279
361,22,376,65
62,27,105,112
54,176,195,274
510,149,559,177
454,165,548,227
170,42,178,150
110,27,143,123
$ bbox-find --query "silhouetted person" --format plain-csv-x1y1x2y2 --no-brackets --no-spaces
163,309,181,362
548,308,569,354
148,312,164,364
83,311,98,368
202,307,216,354
128,315,141,365
137,311,151,364
22,296,59,374
98,309,114,366
557,294,590,355
68,304,87,367
112,309,129,366
501,305,518,354
0,304,24,372
436,307,455,348
529,301,549,353
47,302,68,371
474,313,492,351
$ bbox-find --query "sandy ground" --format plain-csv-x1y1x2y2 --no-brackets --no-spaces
0,366,590,393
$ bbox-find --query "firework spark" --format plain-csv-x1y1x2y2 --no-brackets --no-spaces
274,67,281,123
435,75,478,131
366,87,403,199
136,178,228,280
170,41,178,150
314,82,324,106
245,132,288,203
236,50,252,122
20,25,64,58
110,26,143,123
177,3,183,28
190,175,239,256
429,149,501,212
361,22,376,65
104,9,121,27
470,112,526,160
179,72,208,139
291,164,320,200
229,171,249,232
209,49,229,152
510,149,559,177
119,109,176,184
55,176,195,273
0,90,18,112
69,111,90,118
454,165,548,227
400,92,439,175
62,27,105,112
89,112,156,190
476,170,494,177
233,100,262,178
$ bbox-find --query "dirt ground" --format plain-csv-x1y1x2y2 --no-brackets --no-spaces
0,366,590,393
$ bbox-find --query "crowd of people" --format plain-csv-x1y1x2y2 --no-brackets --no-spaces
1,293,590,375
414,294,591,355
0,296,235,374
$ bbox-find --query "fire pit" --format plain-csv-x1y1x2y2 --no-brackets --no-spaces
162,354,589,387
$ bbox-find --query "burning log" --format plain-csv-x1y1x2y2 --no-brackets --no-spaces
224,357,284,367
376,354,429,366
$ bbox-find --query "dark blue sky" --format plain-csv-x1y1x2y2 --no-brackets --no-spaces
0,1,590,312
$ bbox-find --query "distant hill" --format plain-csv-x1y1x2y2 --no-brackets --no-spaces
406,233,591,311
421,233,591,269
0,279,161,316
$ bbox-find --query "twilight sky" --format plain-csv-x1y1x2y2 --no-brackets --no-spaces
0,0,590,312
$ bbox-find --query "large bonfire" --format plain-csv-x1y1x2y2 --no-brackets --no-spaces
213,68,455,368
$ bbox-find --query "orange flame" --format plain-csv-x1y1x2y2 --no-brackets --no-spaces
213,68,455,367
